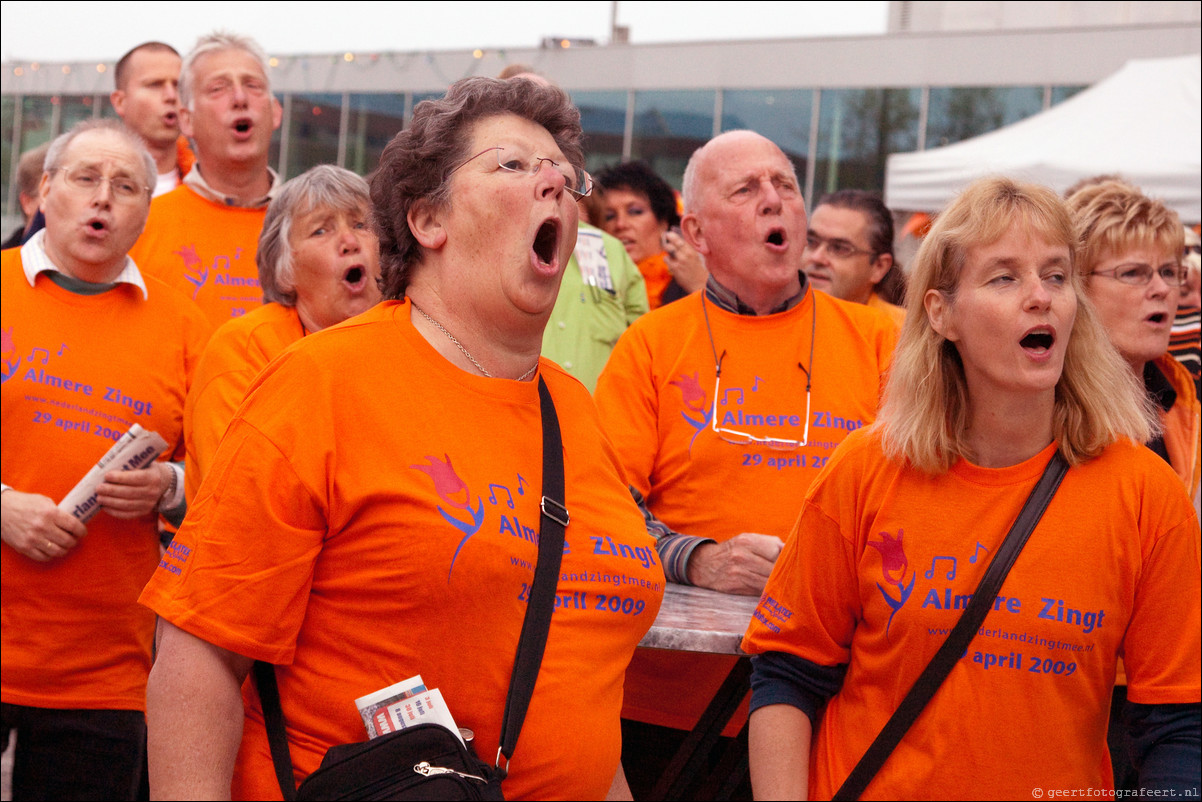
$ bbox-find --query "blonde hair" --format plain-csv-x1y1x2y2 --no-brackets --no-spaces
877,176,1155,473
1065,180,1184,273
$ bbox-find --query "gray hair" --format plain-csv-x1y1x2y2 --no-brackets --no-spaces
44,119,157,193
258,165,372,306
180,30,272,110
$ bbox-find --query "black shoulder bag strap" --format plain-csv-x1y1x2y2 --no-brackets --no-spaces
832,450,1069,801
255,375,568,799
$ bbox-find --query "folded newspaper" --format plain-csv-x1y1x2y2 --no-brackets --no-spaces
355,674,463,743
57,423,168,522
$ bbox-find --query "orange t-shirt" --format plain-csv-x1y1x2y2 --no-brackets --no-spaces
637,251,673,310
866,291,905,329
594,290,897,732
128,184,267,328
1,249,210,711
184,302,304,502
140,300,663,800
743,430,1201,799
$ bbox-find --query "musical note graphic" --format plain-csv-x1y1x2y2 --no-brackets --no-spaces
924,555,957,581
516,475,528,496
721,388,744,405
970,542,989,564
751,376,763,392
26,347,49,365
488,484,515,509
57,344,68,356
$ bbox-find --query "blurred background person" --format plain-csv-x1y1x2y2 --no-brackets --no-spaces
597,160,707,309
183,165,381,502
803,188,906,328
142,77,660,800
1,143,49,249
746,177,1200,799
1068,181,1198,498
1169,226,1200,396
110,41,193,197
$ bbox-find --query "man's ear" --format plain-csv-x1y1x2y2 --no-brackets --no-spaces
270,96,283,132
110,90,126,119
924,288,957,341
37,171,52,214
407,199,447,251
869,253,894,285
179,107,194,140
681,213,707,255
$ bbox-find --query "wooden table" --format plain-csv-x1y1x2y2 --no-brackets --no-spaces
637,583,760,800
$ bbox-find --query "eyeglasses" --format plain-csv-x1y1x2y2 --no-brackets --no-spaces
448,145,593,198
52,165,149,202
805,232,875,260
702,293,815,451
1089,263,1188,287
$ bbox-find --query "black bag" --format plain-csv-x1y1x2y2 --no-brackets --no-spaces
294,723,502,801
257,377,568,802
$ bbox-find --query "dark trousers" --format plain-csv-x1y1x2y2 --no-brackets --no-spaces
0,703,145,801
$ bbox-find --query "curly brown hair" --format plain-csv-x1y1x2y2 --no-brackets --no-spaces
370,77,583,299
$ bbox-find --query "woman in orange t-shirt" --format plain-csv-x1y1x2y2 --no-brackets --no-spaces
597,160,707,309
744,178,1200,798
142,77,662,801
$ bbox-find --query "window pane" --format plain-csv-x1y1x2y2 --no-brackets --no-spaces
59,95,97,132
2,95,15,220
631,90,714,189
1051,85,1088,105
926,86,1044,148
19,96,55,153
571,90,627,175
285,92,342,179
346,93,405,176
721,89,812,192
813,88,920,196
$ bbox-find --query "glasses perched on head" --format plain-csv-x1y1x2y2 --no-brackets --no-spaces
52,165,149,202
448,145,593,198
1089,262,1188,287
804,232,875,260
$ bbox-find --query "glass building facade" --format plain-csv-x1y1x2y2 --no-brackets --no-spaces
0,80,1089,225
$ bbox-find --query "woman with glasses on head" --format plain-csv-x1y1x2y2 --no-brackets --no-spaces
142,77,662,800
597,160,707,309
744,177,1200,799
1067,180,1199,499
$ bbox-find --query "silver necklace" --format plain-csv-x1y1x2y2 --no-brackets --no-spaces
412,302,538,382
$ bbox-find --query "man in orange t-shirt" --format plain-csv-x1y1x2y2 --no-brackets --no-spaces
128,31,282,327
594,131,896,795
1,120,209,800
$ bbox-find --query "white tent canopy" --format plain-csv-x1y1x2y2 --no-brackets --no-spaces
885,54,1202,221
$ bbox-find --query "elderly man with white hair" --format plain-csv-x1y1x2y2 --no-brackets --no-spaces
1,119,210,799
129,30,282,327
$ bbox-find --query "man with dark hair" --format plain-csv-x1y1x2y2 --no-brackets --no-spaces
1,142,50,248
111,42,193,197
803,189,906,327
128,31,282,327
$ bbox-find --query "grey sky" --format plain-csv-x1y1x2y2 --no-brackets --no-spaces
2,1,889,62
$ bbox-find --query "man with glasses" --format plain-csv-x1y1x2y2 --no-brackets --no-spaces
803,189,906,328
129,31,282,327
1,119,210,799
594,129,897,796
